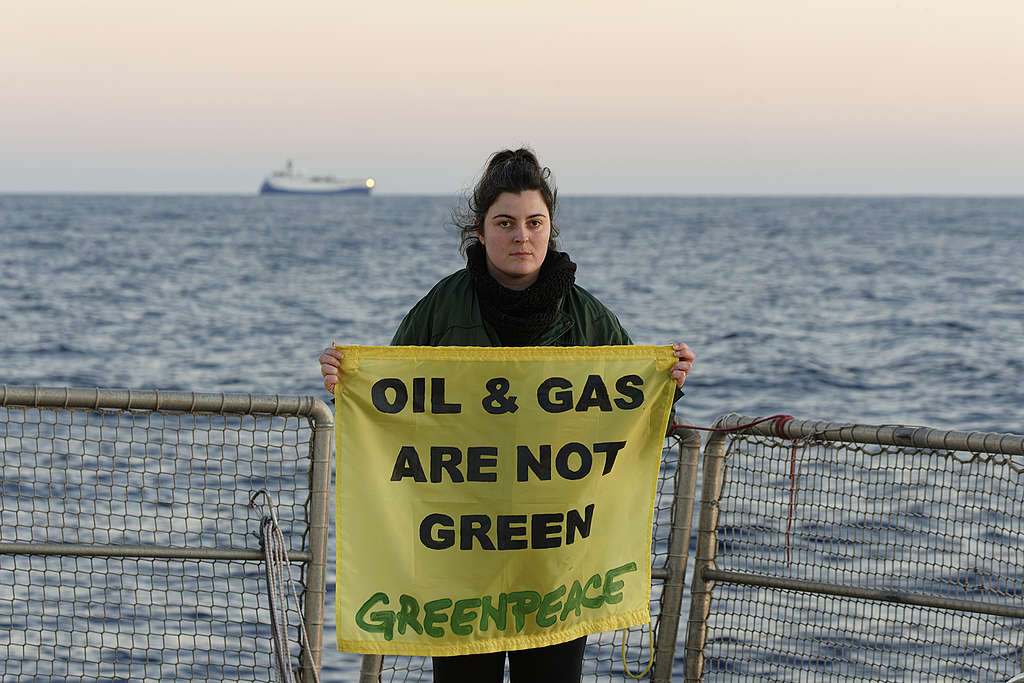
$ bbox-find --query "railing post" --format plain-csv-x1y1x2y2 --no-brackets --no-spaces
651,427,701,683
303,398,334,683
683,425,730,682
360,654,384,682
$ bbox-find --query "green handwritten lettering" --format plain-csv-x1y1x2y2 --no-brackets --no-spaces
536,585,566,627
355,592,395,641
507,591,541,632
479,594,508,632
451,598,481,636
561,579,585,621
602,562,638,605
581,573,604,609
423,598,453,638
397,593,423,635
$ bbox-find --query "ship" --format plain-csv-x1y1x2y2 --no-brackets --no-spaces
259,160,375,195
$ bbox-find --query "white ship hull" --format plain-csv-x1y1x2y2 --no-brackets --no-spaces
259,161,373,195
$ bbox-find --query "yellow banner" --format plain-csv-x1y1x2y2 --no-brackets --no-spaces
334,345,676,656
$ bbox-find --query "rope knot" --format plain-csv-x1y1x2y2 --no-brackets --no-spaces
772,415,795,438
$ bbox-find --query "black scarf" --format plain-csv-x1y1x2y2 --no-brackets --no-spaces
466,243,577,346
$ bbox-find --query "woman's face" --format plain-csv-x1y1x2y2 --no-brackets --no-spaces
477,190,551,290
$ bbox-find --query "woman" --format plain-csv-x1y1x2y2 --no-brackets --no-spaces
319,148,693,682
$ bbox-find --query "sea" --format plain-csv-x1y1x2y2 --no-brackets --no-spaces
1,194,1023,680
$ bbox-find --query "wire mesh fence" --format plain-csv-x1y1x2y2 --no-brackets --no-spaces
362,427,701,682
8,388,1023,682
0,386,332,683
685,416,1024,682
3,555,274,681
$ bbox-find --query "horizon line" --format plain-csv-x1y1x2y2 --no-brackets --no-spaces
2,191,1024,199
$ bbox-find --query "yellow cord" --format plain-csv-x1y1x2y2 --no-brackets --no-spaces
621,621,654,679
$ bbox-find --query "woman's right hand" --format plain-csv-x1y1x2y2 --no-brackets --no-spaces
319,344,344,394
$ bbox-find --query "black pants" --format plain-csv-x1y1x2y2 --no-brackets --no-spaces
431,636,587,683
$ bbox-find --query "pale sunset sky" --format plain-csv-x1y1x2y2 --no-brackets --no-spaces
3,0,1022,194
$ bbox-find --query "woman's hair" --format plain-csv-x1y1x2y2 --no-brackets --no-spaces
454,148,559,254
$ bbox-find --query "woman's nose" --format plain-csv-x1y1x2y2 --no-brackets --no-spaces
513,223,529,241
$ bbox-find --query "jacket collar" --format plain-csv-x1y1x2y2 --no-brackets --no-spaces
467,276,574,346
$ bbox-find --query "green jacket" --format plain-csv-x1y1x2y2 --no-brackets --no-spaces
391,269,681,432
391,269,633,347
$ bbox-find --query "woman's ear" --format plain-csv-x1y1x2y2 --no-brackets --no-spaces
476,227,485,245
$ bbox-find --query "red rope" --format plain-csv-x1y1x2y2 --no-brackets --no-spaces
670,414,794,435
671,414,799,566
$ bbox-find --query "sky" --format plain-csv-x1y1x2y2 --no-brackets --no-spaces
3,0,1023,194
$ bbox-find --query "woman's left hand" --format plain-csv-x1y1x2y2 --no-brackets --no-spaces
669,342,694,388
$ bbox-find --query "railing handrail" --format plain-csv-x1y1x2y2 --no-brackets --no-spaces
0,384,333,425
712,413,1024,456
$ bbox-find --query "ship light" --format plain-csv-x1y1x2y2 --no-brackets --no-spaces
365,178,376,189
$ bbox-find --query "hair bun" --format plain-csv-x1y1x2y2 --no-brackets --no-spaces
487,148,540,172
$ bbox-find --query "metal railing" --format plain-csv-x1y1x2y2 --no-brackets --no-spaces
8,388,1023,682
685,415,1024,681
0,385,332,683
358,425,702,683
